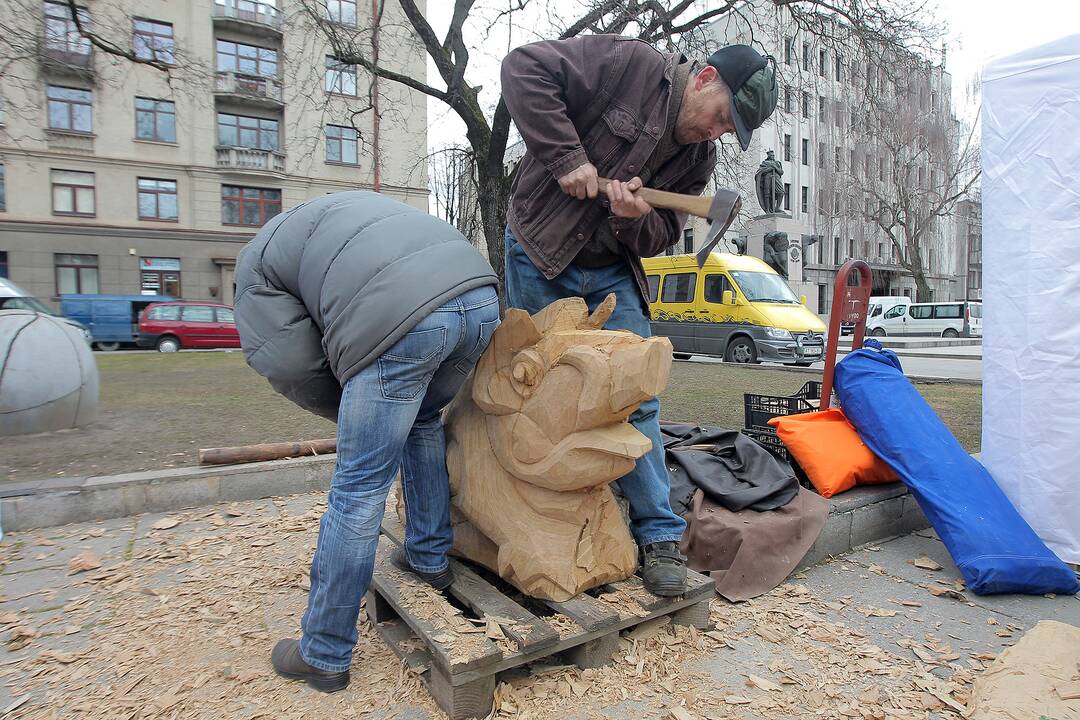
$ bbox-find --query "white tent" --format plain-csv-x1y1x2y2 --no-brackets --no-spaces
982,33,1080,564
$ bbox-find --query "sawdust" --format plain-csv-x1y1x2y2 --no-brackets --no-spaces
0,494,985,719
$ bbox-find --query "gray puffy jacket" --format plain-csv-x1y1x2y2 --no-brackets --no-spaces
233,191,497,420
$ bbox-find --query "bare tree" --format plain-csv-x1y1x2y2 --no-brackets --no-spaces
0,0,208,143
290,0,945,303
817,51,980,301
429,144,484,247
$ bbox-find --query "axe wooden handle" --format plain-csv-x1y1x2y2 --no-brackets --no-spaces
199,438,336,465
597,177,715,220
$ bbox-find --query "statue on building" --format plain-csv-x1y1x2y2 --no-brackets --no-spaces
754,150,784,214
763,231,789,278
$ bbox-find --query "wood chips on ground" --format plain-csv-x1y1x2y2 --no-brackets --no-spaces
1,493,983,719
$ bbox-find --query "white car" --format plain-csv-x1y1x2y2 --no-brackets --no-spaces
868,299,982,338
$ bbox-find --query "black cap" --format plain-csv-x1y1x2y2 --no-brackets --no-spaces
706,45,778,150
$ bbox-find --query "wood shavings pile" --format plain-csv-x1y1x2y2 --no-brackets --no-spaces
0,494,987,719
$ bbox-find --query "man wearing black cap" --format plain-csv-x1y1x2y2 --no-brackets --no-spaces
500,36,777,597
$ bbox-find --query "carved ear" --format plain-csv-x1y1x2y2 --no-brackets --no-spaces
584,294,617,329
472,309,543,414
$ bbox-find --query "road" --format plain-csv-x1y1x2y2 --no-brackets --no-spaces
684,353,982,381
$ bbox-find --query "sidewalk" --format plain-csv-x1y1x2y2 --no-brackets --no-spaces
2,492,1076,719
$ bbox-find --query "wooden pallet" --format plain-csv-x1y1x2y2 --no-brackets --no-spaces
367,513,715,719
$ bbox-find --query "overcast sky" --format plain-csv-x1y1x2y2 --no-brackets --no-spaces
423,0,1080,149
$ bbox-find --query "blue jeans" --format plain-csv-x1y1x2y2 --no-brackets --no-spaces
504,226,686,547
299,285,500,672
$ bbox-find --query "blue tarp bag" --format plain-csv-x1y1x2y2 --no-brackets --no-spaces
834,347,1079,595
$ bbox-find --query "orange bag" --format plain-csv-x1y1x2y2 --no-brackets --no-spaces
768,408,898,498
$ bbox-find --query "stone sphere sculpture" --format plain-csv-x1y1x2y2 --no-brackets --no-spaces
0,310,99,436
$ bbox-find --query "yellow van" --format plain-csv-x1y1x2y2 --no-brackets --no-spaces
642,252,827,365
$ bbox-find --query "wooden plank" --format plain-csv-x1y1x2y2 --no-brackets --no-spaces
544,591,621,632
369,540,503,677
381,503,560,652
448,561,560,652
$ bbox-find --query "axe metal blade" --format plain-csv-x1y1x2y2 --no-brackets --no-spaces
695,190,741,268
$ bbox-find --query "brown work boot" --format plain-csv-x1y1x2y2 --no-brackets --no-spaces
271,638,349,693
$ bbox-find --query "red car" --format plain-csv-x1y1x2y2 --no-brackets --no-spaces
136,301,241,352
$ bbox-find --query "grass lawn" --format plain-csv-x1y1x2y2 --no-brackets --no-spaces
0,352,981,482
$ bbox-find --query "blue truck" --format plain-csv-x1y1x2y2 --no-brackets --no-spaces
60,294,175,350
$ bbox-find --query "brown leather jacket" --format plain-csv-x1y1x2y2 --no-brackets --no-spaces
501,34,717,304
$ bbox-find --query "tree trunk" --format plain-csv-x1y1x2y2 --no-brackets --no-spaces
912,268,934,302
476,169,511,311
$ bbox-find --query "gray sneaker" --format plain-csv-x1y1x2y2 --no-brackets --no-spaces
640,542,687,597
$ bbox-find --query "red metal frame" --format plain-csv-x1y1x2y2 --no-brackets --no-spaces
821,260,873,409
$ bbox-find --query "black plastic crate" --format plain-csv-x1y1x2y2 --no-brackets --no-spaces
743,380,822,430
741,426,813,490
742,426,791,462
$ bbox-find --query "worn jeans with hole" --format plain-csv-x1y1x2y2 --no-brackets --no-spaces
299,285,500,672
503,226,687,548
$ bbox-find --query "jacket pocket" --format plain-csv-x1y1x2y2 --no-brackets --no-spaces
588,105,642,171
378,326,447,401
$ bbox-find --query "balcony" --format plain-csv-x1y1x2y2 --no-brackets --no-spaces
45,129,95,155
212,0,282,39
216,146,285,173
39,44,95,79
214,71,284,108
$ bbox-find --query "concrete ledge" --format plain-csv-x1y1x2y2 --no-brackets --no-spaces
797,484,929,569
0,455,336,532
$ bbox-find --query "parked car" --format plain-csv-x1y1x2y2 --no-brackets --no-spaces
641,252,827,365
867,299,982,337
136,301,241,352
1,277,92,344
61,293,174,350
849,295,912,335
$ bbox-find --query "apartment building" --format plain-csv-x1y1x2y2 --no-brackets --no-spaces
955,196,982,300
697,7,965,313
0,0,427,307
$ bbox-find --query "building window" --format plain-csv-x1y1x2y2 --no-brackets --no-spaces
784,86,794,114
221,185,281,226
783,183,791,211
0,251,7,278
835,54,842,81
817,141,825,168
47,86,92,133
0,165,5,212
44,2,90,55
879,157,885,181
218,113,279,151
137,178,178,221
216,40,277,77
833,237,841,265
327,0,357,24
55,253,98,295
818,96,826,122
783,134,791,162
834,146,841,171
801,92,810,119
878,242,885,260
850,149,856,172
135,97,176,142
802,41,810,69
325,124,358,164
133,19,174,64
784,37,793,65
848,239,856,259
51,170,95,216
931,91,938,111
139,257,181,296
325,56,357,95
818,49,826,76
683,227,694,253
864,156,871,179
801,138,809,165
801,185,808,214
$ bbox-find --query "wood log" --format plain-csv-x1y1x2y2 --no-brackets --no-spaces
198,438,336,465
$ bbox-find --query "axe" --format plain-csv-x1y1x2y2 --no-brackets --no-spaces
597,177,741,268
